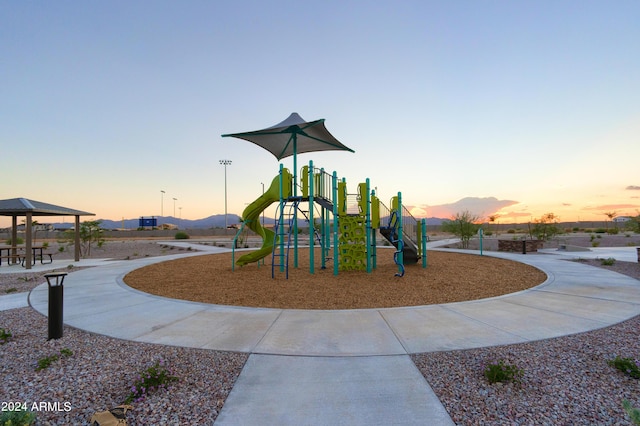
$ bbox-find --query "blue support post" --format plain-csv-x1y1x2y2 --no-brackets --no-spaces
372,189,377,270
321,169,328,270
309,160,314,274
332,171,339,276
397,192,404,276
421,219,427,268
278,164,285,272
365,178,372,273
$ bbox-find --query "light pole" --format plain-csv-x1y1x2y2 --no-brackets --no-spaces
179,207,182,219
160,190,165,219
173,198,177,217
219,159,232,229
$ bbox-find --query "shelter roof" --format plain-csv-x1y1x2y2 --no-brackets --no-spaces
0,198,94,217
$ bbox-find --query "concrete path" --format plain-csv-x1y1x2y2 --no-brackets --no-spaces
14,242,640,425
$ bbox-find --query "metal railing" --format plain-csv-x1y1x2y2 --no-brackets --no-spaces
379,199,419,248
400,204,419,247
300,166,333,205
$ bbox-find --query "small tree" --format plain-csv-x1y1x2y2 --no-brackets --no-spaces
627,211,640,233
64,220,104,257
531,213,560,241
488,214,500,236
441,210,481,249
604,211,619,233
20,219,41,244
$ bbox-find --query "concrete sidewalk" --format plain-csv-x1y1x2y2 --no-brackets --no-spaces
19,244,640,425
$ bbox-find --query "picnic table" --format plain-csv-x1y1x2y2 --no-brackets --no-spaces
0,245,53,267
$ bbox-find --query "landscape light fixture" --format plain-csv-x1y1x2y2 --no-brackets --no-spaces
160,190,165,218
219,159,232,228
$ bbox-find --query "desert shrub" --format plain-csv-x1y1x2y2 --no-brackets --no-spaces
601,257,616,266
592,241,601,247
174,232,190,240
608,228,619,235
0,407,36,425
594,228,606,234
0,327,12,344
608,356,640,379
36,348,73,371
125,359,178,404
507,229,516,234
4,237,24,245
623,400,640,425
484,359,523,385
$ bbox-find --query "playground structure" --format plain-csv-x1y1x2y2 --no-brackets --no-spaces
232,161,428,278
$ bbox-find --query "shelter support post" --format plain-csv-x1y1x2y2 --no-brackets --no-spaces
25,213,33,269
75,216,80,261
11,216,18,263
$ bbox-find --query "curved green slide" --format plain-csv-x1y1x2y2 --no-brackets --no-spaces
236,169,291,266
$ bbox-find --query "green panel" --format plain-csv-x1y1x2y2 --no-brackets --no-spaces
338,215,367,271
301,165,309,197
371,195,380,228
337,181,347,216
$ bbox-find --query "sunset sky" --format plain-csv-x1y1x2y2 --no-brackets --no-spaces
2,1,639,228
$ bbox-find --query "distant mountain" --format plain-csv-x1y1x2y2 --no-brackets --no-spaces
49,214,446,230
50,214,244,230
424,217,444,226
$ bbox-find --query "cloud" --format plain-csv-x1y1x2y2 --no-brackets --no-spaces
410,197,519,219
626,185,640,190
497,211,531,219
582,204,640,211
562,203,572,207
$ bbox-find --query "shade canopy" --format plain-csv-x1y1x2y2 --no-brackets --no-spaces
221,112,354,160
0,198,94,217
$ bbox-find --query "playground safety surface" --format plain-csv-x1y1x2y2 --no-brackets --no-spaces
123,248,547,309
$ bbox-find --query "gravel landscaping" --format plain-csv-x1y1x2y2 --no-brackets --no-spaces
0,235,638,424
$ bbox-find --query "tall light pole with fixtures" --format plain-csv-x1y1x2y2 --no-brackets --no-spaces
173,198,177,217
160,190,165,222
219,159,232,229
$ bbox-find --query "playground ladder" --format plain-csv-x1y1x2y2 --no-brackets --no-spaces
271,199,300,279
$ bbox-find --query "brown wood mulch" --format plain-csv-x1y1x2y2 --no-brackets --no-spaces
124,248,547,310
